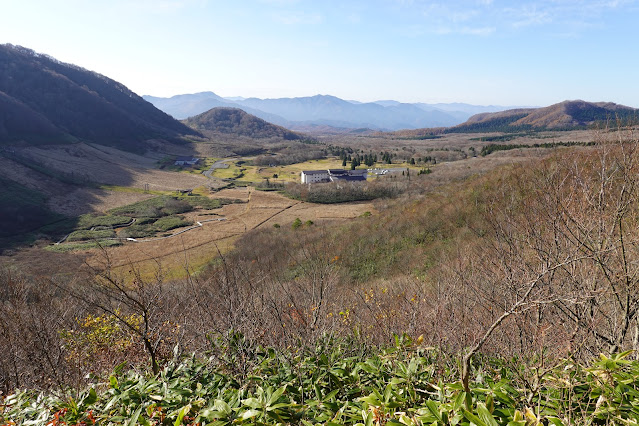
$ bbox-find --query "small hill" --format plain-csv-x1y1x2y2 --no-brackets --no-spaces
184,107,303,140
0,44,198,152
448,100,639,133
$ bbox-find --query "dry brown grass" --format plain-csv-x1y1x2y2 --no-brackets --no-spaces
81,189,373,278
16,143,221,192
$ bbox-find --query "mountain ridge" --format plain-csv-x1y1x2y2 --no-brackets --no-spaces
143,92,522,131
0,44,198,152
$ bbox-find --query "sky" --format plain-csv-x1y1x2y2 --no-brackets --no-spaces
2,0,639,107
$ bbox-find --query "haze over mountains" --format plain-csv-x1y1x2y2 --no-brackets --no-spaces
143,91,520,132
0,44,198,152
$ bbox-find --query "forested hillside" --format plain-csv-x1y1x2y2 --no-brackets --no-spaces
0,44,198,151
184,107,303,140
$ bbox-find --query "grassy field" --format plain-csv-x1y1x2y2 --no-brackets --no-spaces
212,162,245,179
211,158,430,185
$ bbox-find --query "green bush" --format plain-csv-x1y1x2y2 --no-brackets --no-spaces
153,216,192,232
117,224,156,239
75,214,132,230
109,196,191,217
66,229,116,242
109,195,233,218
117,216,192,238
6,337,639,426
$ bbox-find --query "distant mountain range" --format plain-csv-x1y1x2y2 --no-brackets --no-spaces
184,107,303,140
143,91,522,131
0,44,198,152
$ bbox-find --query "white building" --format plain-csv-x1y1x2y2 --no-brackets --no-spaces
301,169,367,184
301,170,330,184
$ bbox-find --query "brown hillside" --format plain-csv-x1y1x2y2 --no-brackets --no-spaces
454,100,639,132
184,107,303,140
464,108,535,124
514,100,638,128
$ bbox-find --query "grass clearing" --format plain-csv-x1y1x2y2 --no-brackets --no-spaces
97,184,168,196
212,163,245,179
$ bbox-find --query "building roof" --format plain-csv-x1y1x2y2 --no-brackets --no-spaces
303,169,368,175
330,175,367,181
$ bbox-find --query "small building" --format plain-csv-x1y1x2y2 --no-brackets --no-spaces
301,169,367,184
175,156,200,166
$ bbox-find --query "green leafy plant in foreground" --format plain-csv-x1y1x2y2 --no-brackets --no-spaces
3,337,639,425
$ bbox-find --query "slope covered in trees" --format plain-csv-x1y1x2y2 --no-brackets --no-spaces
0,44,198,151
184,107,303,140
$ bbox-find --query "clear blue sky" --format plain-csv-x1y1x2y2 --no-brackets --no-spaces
2,0,638,106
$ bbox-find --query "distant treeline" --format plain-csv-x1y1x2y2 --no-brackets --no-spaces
446,113,532,134
480,141,596,156
397,134,443,140
470,133,531,142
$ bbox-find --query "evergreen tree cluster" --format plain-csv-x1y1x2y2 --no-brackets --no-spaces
380,151,393,164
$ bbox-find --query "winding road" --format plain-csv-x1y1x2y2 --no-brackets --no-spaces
203,158,234,178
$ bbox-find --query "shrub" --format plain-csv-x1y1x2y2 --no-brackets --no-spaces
153,216,192,232
75,214,132,230
117,224,156,239
161,198,192,215
66,229,116,242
